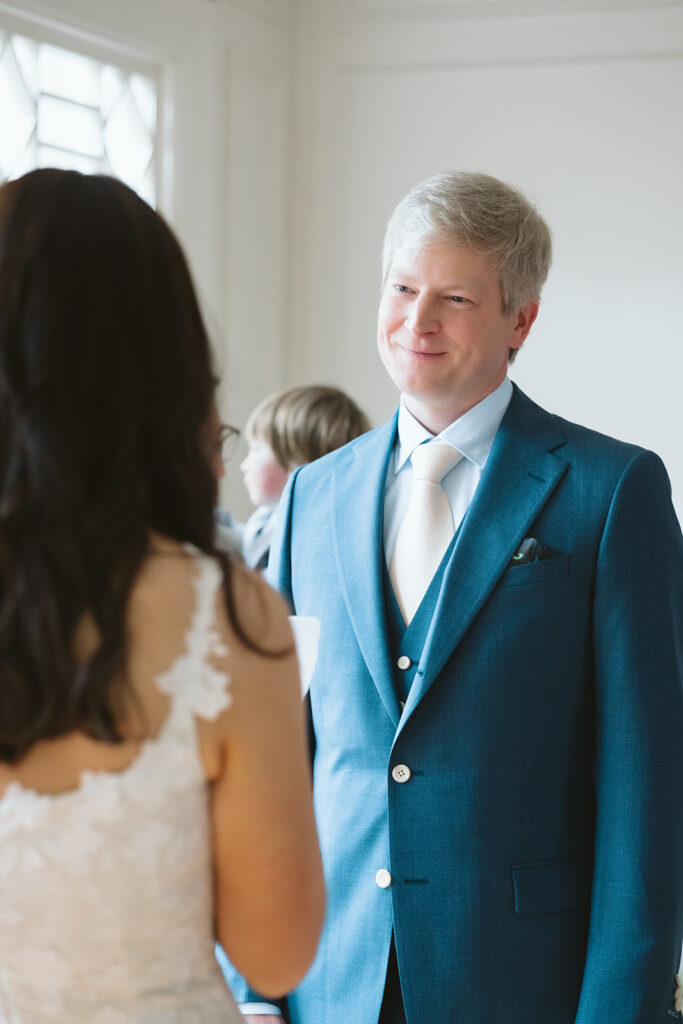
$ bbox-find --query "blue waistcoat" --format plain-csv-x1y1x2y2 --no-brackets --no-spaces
383,533,458,706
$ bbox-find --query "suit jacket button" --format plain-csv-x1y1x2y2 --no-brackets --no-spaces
376,869,392,888
391,764,411,783
397,655,412,670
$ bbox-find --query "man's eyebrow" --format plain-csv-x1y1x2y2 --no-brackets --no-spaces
388,269,479,289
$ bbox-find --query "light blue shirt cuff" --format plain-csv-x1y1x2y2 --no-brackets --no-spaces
239,1003,282,1015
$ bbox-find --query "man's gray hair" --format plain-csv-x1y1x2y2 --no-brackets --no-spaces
382,170,552,315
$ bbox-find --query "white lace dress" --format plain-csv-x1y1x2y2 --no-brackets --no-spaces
0,554,244,1023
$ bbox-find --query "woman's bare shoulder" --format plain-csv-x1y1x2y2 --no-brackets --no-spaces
218,559,294,661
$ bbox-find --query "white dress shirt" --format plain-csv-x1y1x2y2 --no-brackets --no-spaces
383,377,513,565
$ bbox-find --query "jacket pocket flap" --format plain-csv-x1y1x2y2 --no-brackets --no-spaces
512,856,591,915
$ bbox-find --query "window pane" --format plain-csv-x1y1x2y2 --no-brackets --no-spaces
37,146,100,174
38,95,103,158
138,162,156,207
13,36,38,96
130,73,156,134
11,136,38,178
101,64,125,120
0,41,34,177
104,85,153,188
39,42,99,106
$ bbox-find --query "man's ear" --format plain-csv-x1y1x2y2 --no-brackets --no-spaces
510,300,539,352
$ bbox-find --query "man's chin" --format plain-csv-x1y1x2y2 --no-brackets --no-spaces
400,382,450,407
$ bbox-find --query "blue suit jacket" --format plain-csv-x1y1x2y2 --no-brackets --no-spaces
225,385,683,1023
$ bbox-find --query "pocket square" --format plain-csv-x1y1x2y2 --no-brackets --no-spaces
509,537,555,566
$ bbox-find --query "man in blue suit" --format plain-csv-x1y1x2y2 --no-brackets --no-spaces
224,171,683,1023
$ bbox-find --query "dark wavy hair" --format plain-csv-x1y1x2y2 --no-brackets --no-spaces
0,169,235,762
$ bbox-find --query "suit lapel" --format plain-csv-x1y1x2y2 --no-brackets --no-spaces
331,415,400,725
401,387,569,721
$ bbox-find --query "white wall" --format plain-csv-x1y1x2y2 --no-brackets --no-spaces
285,0,683,521
2,0,682,521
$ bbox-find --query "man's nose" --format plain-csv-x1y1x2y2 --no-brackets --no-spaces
406,296,439,334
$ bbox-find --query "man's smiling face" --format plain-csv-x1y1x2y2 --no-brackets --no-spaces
377,240,537,432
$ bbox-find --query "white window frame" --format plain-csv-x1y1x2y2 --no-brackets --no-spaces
0,25,161,203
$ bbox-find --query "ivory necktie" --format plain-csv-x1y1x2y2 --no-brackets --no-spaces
390,441,463,624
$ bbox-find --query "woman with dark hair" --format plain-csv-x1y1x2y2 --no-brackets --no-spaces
0,169,324,1022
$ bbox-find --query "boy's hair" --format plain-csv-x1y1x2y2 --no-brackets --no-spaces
246,385,371,470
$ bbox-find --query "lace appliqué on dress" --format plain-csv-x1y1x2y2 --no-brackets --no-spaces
156,552,232,721
0,551,241,1023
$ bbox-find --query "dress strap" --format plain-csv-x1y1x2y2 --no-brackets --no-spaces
155,550,233,720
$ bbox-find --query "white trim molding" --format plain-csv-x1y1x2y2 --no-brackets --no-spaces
346,0,683,21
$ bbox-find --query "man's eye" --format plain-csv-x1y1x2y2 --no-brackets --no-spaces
450,295,468,303
393,284,411,293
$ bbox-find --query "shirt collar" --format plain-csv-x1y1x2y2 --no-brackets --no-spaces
393,377,513,474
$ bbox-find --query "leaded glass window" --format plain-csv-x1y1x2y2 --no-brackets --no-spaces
0,31,157,204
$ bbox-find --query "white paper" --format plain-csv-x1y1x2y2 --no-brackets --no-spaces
288,616,320,695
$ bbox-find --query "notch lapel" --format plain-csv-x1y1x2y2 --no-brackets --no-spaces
400,387,569,722
331,415,400,726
